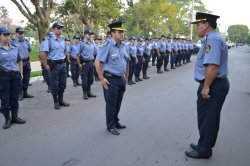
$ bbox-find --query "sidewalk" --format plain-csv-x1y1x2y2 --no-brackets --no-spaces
31,61,41,72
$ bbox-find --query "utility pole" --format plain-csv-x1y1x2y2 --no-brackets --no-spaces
190,0,195,40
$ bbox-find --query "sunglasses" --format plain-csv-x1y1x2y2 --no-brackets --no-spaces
2,34,10,36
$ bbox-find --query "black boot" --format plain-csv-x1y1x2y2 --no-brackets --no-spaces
11,110,26,124
73,79,77,87
18,90,24,101
47,86,51,93
87,87,96,98
171,64,176,69
58,94,70,106
138,77,143,81
83,91,88,100
157,68,163,74
23,89,34,98
135,77,140,82
53,95,60,109
3,113,11,129
76,78,81,85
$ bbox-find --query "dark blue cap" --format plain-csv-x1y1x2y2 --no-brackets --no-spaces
129,36,136,40
0,27,11,35
73,34,80,39
191,12,220,24
52,22,64,29
65,37,70,41
84,29,94,35
16,27,25,33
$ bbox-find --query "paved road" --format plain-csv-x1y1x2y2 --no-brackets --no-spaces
0,46,249,166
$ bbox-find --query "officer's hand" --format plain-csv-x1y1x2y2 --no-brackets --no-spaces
21,74,23,80
68,60,71,64
158,54,161,58
79,64,83,70
201,87,211,100
45,65,50,71
101,78,109,90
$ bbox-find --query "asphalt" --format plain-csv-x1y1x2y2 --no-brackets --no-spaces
0,46,249,166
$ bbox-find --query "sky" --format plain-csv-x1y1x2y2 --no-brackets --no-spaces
1,0,250,32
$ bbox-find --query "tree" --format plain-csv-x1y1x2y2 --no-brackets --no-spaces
0,6,8,18
246,33,250,45
227,24,249,43
10,0,56,42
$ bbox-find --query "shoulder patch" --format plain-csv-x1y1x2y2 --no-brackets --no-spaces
205,44,211,53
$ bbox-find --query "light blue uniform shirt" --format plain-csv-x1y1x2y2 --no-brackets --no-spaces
157,40,167,52
143,44,151,56
0,43,22,72
68,42,80,59
166,42,172,52
94,44,101,56
194,30,228,81
96,38,129,77
41,33,66,60
11,37,32,59
128,43,137,58
137,44,144,57
172,42,178,52
79,39,95,60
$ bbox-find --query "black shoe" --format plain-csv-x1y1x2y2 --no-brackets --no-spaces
28,83,32,86
152,63,156,66
18,93,23,101
115,123,126,129
73,80,77,87
190,143,198,150
12,116,26,124
54,102,60,109
47,87,51,93
157,70,163,74
135,77,140,82
138,77,143,81
171,67,176,69
58,94,70,106
3,113,11,129
23,91,34,98
143,76,148,79
87,89,97,98
107,128,120,135
128,81,133,85
131,81,136,84
83,91,88,100
76,79,82,85
185,150,211,159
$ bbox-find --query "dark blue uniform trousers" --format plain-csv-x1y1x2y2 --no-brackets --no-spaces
70,59,79,80
142,55,150,76
128,57,136,82
135,56,143,77
196,78,230,155
152,49,158,64
48,63,67,95
22,60,31,91
0,74,21,114
80,63,94,91
170,53,175,66
164,53,170,68
103,76,126,129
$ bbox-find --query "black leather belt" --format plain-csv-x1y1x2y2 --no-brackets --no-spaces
50,59,65,64
0,69,19,77
196,77,227,83
104,72,123,79
22,57,29,62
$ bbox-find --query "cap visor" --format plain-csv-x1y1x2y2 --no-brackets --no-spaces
112,28,126,31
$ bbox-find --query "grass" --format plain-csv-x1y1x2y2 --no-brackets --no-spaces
30,43,39,62
31,70,42,77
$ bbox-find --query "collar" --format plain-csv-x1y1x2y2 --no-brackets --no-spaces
0,43,14,50
51,32,63,40
111,38,123,47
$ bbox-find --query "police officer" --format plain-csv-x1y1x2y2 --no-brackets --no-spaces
156,35,167,74
68,34,81,87
94,36,102,81
11,27,33,100
65,37,71,77
0,27,26,129
170,37,176,69
77,29,96,100
164,36,171,71
95,20,129,135
127,36,137,85
151,38,158,66
142,37,151,79
40,22,70,109
187,39,194,63
38,32,52,93
135,38,144,82
185,12,230,159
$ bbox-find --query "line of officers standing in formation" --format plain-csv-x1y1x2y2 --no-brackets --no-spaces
0,21,196,130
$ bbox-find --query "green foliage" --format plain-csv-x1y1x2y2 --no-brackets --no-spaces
31,70,42,77
30,43,39,62
227,25,249,43
246,33,250,44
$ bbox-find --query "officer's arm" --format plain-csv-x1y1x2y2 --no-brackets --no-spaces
76,55,82,69
204,64,219,88
125,63,129,81
40,51,49,69
18,60,23,79
95,60,104,81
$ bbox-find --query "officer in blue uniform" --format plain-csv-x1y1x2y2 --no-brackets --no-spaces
68,34,81,87
187,39,194,63
151,38,158,66
0,27,26,129
164,36,171,71
11,27,34,100
65,37,71,77
135,38,144,82
77,29,96,100
94,36,102,81
127,36,137,85
142,37,151,79
185,12,230,159
40,22,70,109
156,35,167,74
95,20,129,136
170,37,176,69
38,32,53,93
